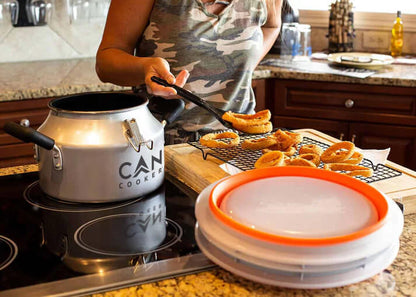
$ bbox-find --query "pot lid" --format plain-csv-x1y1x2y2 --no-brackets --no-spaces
209,167,388,246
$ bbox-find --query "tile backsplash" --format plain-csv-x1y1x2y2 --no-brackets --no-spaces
0,2,414,63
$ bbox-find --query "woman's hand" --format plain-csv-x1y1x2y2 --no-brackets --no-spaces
143,57,189,99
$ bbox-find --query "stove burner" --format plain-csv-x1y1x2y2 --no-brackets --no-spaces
24,181,143,212
0,235,18,271
75,218,183,256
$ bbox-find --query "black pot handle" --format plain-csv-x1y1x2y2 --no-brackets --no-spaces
4,121,55,150
133,85,185,125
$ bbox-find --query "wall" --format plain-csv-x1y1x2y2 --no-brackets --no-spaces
0,2,415,63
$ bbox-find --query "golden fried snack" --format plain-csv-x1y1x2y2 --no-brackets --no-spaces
285,157,317,167
222,110,271,126
232,121,273,134
241,136,277,150
324,163,373,177
254,151,285,169
271,129,303,151
299,144,324,156
320,141,355,163
261,146,297,157
298,153,321,166
342,151,364,165
199,131,240,149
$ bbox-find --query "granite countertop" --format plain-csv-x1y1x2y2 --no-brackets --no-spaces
1,55,415,102
1,164,415,297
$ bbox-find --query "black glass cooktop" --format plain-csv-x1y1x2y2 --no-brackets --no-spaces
0,172,201,292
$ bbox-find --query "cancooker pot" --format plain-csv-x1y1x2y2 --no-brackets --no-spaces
5,92,184,203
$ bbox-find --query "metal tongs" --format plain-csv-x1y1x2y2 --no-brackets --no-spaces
151,76,235,130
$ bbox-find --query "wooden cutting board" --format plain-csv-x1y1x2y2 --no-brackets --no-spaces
164,129,416,215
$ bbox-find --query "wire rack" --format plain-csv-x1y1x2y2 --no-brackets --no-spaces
188,130,402,184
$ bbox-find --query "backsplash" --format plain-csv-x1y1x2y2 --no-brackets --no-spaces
0,0,108,63
0,2,414,63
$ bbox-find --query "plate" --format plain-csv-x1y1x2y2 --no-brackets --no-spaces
195,180,403,268
209,167,388,246
195,225,400,289
327,52,394,69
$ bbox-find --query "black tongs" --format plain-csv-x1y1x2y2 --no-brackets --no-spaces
151,76,234,129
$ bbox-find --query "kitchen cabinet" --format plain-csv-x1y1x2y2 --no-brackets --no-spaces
0,97,51,168
268,79,416,170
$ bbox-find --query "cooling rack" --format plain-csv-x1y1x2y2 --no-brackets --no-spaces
188,130,402,184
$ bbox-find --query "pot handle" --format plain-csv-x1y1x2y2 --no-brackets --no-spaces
4,121,55,150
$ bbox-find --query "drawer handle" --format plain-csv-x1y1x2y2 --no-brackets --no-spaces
345,99,354,108
351,134,356,143
339,133,344,140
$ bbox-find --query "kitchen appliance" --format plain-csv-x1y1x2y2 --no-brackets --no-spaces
195,167,404,289
4,92,184,203
0,171,214,296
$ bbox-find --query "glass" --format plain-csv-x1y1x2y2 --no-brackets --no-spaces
280,23,312,61
0,0,18,41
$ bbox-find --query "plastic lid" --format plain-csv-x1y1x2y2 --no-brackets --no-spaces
209,167,388,246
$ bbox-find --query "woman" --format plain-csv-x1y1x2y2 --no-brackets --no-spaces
96,0,282,143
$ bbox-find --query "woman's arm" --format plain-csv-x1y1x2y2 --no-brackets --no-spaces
257,0,283,66
95,0,188,97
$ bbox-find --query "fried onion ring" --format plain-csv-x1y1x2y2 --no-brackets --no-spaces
271,129,303,150
324,163,373,177
232,121,273,134
222,110,271,126
298,153,321,166
299,144,324,156
241,136,277,150
286,157,317,167
342,151,364,165
320,141,355,163
254,151,285,169
261,146,297,157
199,131,240,149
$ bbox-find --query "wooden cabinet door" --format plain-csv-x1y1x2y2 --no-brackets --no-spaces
272,115,349,140
349,122,416,171
0,98,51,168
252,79,267,112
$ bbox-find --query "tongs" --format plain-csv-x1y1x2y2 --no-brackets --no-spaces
151,76,234,130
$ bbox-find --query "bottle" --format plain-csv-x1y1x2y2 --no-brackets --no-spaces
390,11,403,57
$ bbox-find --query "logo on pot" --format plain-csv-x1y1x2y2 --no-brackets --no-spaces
118,149,163,189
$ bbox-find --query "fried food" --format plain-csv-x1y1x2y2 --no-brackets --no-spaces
299,144,324,156
241,136,277,150
222,110,271,126
285,157,317,167
222,110,273,134
323,163,373,177
232,121,273,134
320,141,355,163
254,151,285,169
298,153,321,166
199,131,240,149
262,146,297,157
342,151,364,165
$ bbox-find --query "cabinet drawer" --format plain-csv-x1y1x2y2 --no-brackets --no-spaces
272,80,416,126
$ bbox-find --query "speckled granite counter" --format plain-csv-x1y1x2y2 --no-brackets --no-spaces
1,165,415,297
1,55,415,102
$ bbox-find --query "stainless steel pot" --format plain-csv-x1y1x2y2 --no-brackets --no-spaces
24,181,169,274
5,92,184,203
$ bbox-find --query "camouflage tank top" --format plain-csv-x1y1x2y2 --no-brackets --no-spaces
136,0,267,132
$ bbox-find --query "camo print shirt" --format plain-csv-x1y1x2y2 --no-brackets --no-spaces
136,0,267,132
